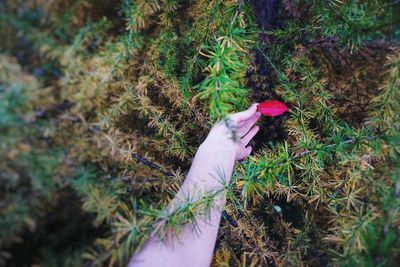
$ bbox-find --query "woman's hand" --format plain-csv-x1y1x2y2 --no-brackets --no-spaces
201,103,261,160
129,104,261,267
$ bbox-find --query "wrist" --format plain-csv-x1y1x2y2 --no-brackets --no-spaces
192,142,235,186
198,140,236,159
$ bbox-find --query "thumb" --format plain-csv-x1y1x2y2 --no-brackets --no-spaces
230,103,259,122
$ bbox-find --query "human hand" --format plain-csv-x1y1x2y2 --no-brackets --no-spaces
201,104,261,160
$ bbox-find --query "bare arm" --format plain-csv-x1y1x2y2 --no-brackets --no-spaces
129,104,261,267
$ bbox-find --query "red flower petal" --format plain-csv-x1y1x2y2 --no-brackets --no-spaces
257,100,288,117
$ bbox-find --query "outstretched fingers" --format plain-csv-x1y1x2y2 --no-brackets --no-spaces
241,125,260,146
237,111,261,136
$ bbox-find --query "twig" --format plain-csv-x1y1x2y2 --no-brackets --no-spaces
222,210,238,227
131,153,174,177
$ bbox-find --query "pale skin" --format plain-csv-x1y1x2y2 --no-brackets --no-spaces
129,104,261,267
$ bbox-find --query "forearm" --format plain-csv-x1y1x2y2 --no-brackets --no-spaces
129,104,260,267
129,142,235,267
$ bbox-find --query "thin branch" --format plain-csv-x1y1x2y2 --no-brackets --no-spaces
131,153,174,177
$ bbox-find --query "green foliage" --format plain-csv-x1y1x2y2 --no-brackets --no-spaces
195,3,256,120
0,56,68,264
313,0,400,51
0,0,400,266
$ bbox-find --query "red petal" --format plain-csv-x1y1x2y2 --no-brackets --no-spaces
257,100,288,117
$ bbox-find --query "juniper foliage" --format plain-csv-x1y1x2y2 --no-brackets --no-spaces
0,0,399,266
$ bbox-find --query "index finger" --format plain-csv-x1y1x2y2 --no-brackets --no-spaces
230,103,259,122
